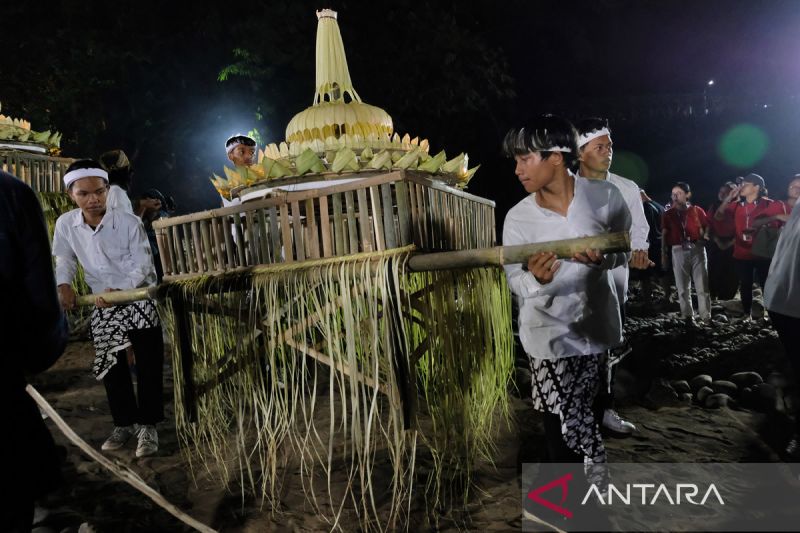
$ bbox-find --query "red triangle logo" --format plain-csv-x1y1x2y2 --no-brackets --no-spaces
527,472,574,518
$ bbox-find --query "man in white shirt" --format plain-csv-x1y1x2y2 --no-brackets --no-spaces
503,114,631,466
99,149,162,217
764,201,800,456
53,159,164,458
575,117,652,435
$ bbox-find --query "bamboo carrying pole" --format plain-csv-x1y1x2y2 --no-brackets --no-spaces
75,286,161,307
26,385,217,533
71,232,630,306
407,231,631,272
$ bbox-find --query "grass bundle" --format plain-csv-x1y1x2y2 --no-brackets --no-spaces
159,250,513,531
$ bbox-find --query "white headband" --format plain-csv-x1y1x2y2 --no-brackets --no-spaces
542,145,573,153
577,127,611,147
63,167,108,188
226,140,256,154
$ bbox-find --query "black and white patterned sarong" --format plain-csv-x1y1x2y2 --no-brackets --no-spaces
90,300,160,380
529,354,607,470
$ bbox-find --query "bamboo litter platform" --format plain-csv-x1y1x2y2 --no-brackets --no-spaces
1,149,73,193
74,232,631,307
153,170,496,280
73,227,629,413
70,226,629,436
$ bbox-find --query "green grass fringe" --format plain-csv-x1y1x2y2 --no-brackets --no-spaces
159,251,513,531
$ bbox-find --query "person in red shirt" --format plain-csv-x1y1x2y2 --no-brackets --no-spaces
707,181,739,300
715,173,787,321
661,182,711,324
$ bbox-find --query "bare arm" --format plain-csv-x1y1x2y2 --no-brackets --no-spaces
715,186,741,220
752,214,789,228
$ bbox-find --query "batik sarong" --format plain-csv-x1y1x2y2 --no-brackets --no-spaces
90,299,160,379
529,353,608,481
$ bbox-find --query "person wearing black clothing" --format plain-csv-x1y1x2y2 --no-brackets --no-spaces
637,189,670,304
0,170,68,532
707,182,739,300
640,190,664,267
137,188,176,281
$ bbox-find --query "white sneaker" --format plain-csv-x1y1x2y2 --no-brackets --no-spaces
101,425,137,451
135,425,158,458
786,436,800,458
602,409,636,434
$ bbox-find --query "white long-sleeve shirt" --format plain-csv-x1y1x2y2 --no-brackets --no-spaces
607,173,649,251
52,207,157,294
106,184,134,215
764,202,800,319
577,171,650,304
503,176,631,360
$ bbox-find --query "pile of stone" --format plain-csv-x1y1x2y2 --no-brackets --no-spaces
645,371,796,414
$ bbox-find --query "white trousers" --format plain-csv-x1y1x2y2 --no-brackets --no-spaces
671,243,711,320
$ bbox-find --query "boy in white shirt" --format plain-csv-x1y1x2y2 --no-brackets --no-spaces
503,115,631,466
99,149,162,218
575,117,652,435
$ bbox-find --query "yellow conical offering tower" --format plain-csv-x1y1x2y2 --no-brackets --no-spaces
285,9,394,144
212,8,479,201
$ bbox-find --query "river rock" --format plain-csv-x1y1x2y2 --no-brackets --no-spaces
729,371,763,389
711,380,738,397
696,386,714,404
705,393,732,409
671,380,691,394
690,374,713,393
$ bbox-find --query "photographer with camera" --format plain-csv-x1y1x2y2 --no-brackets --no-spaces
715,173,787,322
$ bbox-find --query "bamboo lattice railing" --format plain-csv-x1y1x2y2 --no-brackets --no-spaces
1,149,74,193
153,170,497,280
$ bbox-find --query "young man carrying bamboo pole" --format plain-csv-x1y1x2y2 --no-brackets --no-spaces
575,117,652,435
53,159,164,458
502,115,631,468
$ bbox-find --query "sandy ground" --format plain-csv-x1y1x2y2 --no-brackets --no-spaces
28,292,797,532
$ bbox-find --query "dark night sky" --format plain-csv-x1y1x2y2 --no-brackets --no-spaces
2,0,800,229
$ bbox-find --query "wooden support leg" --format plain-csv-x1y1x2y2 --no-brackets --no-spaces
171,290,197,423
386,258,417,430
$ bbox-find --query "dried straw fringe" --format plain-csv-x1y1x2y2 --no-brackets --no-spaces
159,248,513,531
